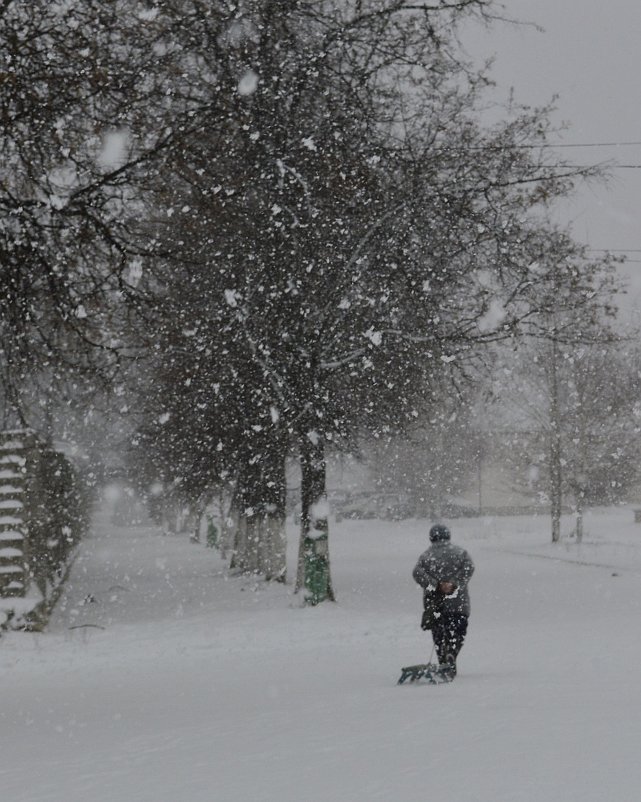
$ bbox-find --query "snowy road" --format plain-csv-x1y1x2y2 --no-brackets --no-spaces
2,506,641,802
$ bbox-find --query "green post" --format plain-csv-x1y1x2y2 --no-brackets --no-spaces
303,526,329,606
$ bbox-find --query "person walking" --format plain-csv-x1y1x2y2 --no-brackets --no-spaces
412,523,474,679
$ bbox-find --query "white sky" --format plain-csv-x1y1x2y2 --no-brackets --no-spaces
465,0,641,320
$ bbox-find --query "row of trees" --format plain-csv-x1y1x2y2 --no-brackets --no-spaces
361,323,641,539
489,333,641,542
0,1,623,600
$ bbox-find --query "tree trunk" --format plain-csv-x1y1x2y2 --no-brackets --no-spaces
230,509,263,574
229,456,263,574
229,441,287,580
575,400,588,545
217,489,234,559
575,492,584,543
549,430,563,543
260,437,287,582
261,513,287,582
163,498,179,534
189,504,204,543
295,432,335,603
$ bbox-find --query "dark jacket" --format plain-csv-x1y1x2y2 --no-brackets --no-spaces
412,541,475,617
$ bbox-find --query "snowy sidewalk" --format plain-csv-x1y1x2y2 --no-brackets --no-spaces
1,506,641,802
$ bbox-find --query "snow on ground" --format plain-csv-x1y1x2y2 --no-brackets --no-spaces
2,503,641,802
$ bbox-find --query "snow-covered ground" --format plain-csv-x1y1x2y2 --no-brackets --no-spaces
2,503,641,802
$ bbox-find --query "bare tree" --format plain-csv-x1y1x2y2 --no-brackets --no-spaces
127,1,618,600
490,312,638,543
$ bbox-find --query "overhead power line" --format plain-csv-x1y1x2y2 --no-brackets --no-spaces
440,140,641,151
563,164,641,169
434,140,641,167
541,141,641,149
579,251,641,264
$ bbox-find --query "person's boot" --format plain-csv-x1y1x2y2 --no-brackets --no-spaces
440,653,457,680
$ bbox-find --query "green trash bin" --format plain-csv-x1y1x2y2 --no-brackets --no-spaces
303,531,329,605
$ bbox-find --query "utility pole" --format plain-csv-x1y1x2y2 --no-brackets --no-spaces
477,446,483,514
548,329,563,543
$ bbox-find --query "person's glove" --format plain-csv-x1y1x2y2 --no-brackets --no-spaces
438,580,457,595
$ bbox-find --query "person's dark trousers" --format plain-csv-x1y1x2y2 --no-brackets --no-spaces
432,613,469,667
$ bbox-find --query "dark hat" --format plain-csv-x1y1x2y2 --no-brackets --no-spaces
429,524,450,542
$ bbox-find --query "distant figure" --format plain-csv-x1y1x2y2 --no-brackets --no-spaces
412,524,474,679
